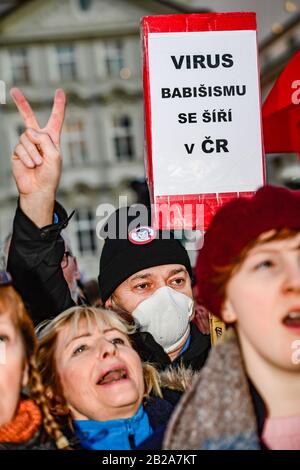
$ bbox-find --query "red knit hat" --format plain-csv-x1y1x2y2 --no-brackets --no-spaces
196,185,300,318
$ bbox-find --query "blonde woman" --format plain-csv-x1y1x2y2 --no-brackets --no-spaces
37,306,185,450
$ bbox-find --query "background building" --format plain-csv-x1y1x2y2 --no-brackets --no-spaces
0,0,299,278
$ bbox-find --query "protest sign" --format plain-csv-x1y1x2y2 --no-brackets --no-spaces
142,13,265,230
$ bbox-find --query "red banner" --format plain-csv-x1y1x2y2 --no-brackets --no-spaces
263,50,300,155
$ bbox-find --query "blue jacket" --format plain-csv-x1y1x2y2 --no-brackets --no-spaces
74,395,177,450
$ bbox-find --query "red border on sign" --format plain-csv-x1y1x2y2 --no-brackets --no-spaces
141,12,265,230
142,12,257,33
152,191,255,231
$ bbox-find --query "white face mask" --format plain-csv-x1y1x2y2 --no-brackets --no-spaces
132,286,194,354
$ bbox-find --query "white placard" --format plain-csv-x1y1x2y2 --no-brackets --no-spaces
148,30,264,196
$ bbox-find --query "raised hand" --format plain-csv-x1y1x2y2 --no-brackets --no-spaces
10,88,66,226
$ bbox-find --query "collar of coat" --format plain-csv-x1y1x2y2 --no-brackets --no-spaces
163,328,265,450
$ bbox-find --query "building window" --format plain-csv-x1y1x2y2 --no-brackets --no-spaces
75,209,96,255
78,0,93,10
104,41,124,77
63,120,88,166
56,45,77,81
112,115,135,161
10,48,30,85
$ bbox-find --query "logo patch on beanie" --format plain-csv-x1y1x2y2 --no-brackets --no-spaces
128,226,156,245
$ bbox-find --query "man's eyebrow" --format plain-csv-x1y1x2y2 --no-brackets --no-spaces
129,268,188,282
167,268,187,276
129,273,153,282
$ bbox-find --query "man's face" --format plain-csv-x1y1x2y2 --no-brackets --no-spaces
106,264,193,313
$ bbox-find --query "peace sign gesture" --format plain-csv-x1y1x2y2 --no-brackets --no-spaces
10,88,66,226
11,87,66,146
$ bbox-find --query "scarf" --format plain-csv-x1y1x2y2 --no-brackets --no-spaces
0,399,42,443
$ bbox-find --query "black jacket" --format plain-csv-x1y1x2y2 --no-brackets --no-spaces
145,393,180,430
137,390,182,450
136,324,210,371
8,202,210,371
8,202,73,324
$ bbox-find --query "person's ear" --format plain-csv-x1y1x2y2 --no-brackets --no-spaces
105,297,113,309
221,299,237,324
22,363,29,388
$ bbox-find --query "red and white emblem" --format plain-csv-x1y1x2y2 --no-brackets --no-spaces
128,226,156,245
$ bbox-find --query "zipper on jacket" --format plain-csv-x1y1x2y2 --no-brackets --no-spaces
128,433,135,449
127,422,135,449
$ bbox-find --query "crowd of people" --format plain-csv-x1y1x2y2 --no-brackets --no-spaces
0,87,299,450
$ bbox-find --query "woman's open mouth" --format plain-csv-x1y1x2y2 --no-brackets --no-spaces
96,368,128,386
282,310,300,329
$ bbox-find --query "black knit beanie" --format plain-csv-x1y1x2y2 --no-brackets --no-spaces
98,206,192,303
